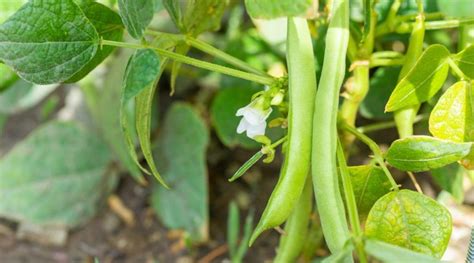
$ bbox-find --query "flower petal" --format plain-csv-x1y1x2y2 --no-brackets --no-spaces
237,118,249,134
236,105,249,117
246,121,266,138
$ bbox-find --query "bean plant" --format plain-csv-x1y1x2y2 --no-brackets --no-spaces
0,0,473,262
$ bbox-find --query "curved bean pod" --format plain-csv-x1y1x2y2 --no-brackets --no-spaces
249,16,316,245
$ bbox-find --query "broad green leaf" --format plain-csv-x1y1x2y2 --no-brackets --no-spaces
0,64,18,91
67,2,124,83
453,45,474,80
0,121,116,227
117,0,154,39
0,0,99,84
365,239,444,263
163,0,228,36
348,165,391,218
211,86,260,149
385,45,451,112
429,81,474,142
121,49,168,187
360,67,400,120
385,136,472,172
244,0,316,19
151,103,209,242
0,80,57,114
431,163,465,203
80,49,144,184
365,190,452,258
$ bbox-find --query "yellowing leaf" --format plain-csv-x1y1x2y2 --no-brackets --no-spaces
429,81,474,142
385,45,450,112
365,190,452,258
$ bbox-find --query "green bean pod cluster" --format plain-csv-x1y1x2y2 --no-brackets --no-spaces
249,16,317,245
311,0,351,255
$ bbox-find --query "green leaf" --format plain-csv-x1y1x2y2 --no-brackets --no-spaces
0,80,57,114
453,45,474,80
229,151,264,182
365,190,452,258
0,0,99,84
360,67,400,120
0,63,18,91
117,0,154,39
385,45,451,112
211,87,261,149
163,0,228,36
429,81,474,142
151,103,209,242
365,239,444,263
244,0,316,19
431,163,465,203
67,1,124,83
80,49,144,184
385,136,472,172
121,49,168,186
0,121,116,227
347,165,392,218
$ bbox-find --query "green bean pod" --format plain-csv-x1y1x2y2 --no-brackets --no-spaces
394,8,425,138
274,176,313,263
311,0,351,255
249,16,316,245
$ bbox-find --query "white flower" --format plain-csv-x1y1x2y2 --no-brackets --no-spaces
236,101,272,139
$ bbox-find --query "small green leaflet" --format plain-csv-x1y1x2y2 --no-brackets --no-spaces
163,0,228,36
365,190,452,258
121,49,168,187
431,163,465,204
0,63,18,91
151,103,210,242
385,45,451,112
118,0,154,39
347,165,391,218
0,0,99,84
0,121,115,228
244,0,316,19
385,136,472,172
67,1,124,83
429,81,474,142
453,45,474,80
365,239,444,263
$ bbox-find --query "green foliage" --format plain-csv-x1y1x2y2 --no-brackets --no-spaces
0,121,115,227
385,136,473,172
347,165,391,218
429,81,474,142
227,202,253,263
0,64,17,91
121,49,168,186
360,67,400,120
117,0,154,39
0,0,99,84
0,0,27,23
437,0,474,18
365,239,444,263
431,163,465,203
151,103,209,242
453,45,474,79
365,190,452,258
385,45,451,112
211,86,261,149
67,1,124,82
244,0,315,19
163,0,228,36
0,80,57,114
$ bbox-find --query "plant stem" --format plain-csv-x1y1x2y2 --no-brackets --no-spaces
377,18,474,36
101,40,275,86
336,140,368,263
448,57,470,80
339,122,399,190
